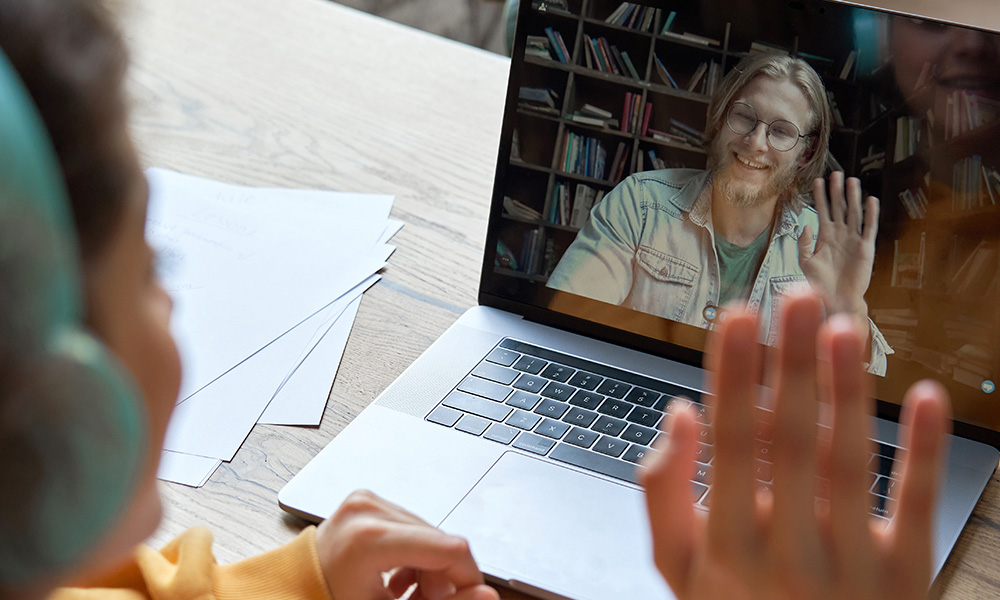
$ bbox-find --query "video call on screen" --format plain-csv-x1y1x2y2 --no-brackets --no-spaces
486,0,1000,429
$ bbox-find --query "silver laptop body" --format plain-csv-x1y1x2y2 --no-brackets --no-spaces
282,2,1000,598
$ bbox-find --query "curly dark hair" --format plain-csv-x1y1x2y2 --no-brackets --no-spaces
0,0,133,261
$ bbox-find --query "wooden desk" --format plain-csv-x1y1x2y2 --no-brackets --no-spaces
124,0,999,598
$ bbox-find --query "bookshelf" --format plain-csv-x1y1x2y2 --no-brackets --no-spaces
497,0,871,283
867,85,1000,395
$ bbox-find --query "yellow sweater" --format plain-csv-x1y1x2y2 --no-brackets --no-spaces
49,526,332,600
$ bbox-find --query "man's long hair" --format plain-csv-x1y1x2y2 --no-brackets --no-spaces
705,53,833,211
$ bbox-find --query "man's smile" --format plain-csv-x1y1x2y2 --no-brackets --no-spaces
734,153,770,171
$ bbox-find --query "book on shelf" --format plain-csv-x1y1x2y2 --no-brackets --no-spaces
569,183,597,228
561,130,609,179
686,62,709,93
520,228,543,275
859,148,886,174
608,141,629,183
659,30,721,47
749,41,788,57
647,127,696,147
543,27,570,63
606,3,660,33
945,90,1000,140
951,240,997,295
646,148,667,170
668,118,706,147
897,187,927,219
952,155,996,211
641,101,652,136
620,51,641,79
826,91,844,127
838,49,857,80
569,104,619,129
525,35,554,61
890,232,925,289
660,10,676,35
503,196,543,221
653,54,679,88
518,86,559,109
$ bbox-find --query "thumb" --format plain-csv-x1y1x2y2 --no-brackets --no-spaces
797,224,814,266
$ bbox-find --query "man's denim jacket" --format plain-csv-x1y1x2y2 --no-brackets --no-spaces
547,169,891,375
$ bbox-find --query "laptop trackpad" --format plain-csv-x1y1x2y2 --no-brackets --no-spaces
439,451,673,600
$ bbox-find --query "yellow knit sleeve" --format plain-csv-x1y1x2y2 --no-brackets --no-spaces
48,526,332,600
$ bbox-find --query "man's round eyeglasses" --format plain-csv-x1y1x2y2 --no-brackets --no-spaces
726,102,810,152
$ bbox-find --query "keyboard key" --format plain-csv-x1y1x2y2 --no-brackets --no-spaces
456,414,490,436
513,356,547,374
563,407,598,427
691,482,709,502
626,387,660,407
550,443,641,485
694,442,714,464
626,405,661,428
620,423,657,445
869,496,895,519
507,410,542,431
457,376,511,403
540,381,575,402
569,389,603,410
656,395,690,412
592,415,627,436
565,427,599,448
540,363,575,382
597,398,632,419
597,379,630,399
692,463,712,485
443,391,512,422
593,435,627,458
486,347,519,367
535,418,570,439
623,444,659,464
534,398,570,419
513,432,556,455
426,405,462,427
513,373,548,393
506,390,541,410
471,362,518,385
754,459,773,483
868,453,901,480
871,475,898,498
484,423,519,444
568,370,603,390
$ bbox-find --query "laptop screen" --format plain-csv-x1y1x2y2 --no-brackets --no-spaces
479,0,1000,436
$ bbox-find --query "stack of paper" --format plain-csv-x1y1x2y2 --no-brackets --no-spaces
144,168,400,487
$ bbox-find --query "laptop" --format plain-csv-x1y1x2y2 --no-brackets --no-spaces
281,1,1000,598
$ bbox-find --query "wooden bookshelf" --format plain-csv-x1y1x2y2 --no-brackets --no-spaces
498,0,872,283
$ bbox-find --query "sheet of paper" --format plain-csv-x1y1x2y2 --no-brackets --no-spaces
258,294,363,425
162,276,379,460
145,168,394,400
157,451,222,487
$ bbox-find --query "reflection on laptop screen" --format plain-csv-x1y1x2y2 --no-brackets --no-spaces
480,0,1000,432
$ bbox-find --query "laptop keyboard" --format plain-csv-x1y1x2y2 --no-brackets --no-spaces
426,338,899,523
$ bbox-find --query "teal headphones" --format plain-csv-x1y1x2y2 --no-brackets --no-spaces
0,49,146,583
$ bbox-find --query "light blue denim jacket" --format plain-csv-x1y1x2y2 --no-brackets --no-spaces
547,169,891,375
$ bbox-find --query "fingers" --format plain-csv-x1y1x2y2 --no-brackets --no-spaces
642,403,699,588
845,175,863,234
704,310,760,549
797,224,815,262
821,315,877,573
769,293,824,547
813,177,832,223
889,381,951,556
372,525,485,590
828,171,846,224
862,195,880,244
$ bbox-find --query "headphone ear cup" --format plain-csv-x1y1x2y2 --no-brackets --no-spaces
0,331,145,582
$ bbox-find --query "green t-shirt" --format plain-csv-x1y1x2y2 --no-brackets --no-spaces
715,226,771,307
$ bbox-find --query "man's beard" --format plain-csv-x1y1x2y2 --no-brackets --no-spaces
712,145,799,209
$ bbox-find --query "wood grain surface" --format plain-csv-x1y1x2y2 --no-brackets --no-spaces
122,0,998,598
